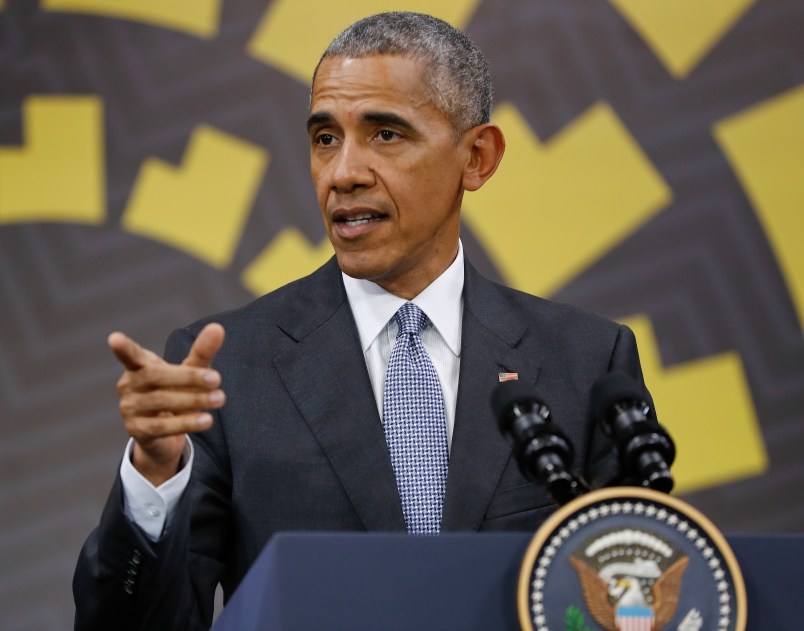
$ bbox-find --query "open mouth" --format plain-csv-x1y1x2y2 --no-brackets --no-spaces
333,210,387,228
341,213,383,226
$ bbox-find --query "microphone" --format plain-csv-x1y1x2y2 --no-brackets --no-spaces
492,381,589,505
590,372,675,493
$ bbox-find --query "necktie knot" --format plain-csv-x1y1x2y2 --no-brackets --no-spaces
395,302,428,338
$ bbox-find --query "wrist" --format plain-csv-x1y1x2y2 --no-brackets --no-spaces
132,442,183,487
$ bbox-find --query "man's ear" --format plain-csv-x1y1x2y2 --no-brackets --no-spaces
462,123,506,192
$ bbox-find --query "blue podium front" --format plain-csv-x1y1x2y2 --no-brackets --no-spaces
211,532,802,631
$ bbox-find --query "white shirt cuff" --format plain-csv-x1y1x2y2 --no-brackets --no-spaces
120,437,194,541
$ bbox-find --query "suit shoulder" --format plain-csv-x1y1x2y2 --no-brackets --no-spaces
491,281,621,335
172,257,344,338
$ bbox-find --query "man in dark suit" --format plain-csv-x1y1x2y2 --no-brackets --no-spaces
74,12,649,630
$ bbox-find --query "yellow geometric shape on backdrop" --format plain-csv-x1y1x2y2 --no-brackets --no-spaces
122,126,267,269
622,315,767,493
242,229,333,296
247,0,482,83
714,85,804,332
0,96,105,224
608,0,756,78
464,102,671,298
43,0,221,38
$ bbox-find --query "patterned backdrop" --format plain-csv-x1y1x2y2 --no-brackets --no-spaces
1,0,802,627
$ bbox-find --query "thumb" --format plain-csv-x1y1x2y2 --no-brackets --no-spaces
183,323,225,368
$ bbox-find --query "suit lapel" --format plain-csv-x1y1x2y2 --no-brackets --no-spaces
270,258,542,533
272,260,405,531
441,262,541,531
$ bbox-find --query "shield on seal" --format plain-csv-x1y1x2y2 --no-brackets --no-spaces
616,605,655,630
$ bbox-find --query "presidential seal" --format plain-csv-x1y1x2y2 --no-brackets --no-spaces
517,487,746,631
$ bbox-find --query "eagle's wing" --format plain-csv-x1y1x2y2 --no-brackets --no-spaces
569,556,616,631
653,556,690,629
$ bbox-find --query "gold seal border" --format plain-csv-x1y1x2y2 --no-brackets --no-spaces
516,486,747,631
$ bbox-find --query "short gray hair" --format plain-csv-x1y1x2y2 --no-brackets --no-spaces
314,12,492,134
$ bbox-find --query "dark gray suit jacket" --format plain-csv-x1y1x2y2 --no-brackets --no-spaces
74,257,646,630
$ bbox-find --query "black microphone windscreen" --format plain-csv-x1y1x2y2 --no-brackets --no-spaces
490,380,542,422
590,371,646,421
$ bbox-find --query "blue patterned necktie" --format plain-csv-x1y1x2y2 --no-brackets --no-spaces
382,303,449,534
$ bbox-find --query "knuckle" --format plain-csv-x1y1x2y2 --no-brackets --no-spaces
145,418,166,437
174,416,193,433
119,398,136,418
138,362,162,385
116,373,130,394
136,416,165,443
148,390,169,410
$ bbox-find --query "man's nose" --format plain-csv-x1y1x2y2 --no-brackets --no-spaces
328,140,375,193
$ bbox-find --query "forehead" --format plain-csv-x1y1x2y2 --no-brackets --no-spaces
310,54,435,116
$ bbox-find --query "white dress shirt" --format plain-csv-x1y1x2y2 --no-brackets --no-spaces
120,242,465,540
341,241,464,449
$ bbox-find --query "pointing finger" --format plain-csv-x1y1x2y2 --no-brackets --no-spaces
108,332,159,371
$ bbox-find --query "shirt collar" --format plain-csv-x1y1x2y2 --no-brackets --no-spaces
342,241,464,356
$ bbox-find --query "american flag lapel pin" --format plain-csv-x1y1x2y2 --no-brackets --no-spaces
498,372,519,383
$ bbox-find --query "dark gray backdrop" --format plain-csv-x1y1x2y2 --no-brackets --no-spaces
1,0,802,628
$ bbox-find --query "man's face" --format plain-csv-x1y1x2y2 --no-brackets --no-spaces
308,54,471,299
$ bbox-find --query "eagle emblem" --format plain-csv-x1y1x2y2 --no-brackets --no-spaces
569,529,689,631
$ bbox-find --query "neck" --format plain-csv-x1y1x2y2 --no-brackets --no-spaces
376,244,460,299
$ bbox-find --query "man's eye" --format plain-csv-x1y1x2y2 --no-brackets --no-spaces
378,130,398,142
316,133,335,146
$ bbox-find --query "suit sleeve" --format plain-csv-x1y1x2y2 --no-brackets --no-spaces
73,327,232,631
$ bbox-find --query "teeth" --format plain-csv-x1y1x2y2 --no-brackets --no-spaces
343,213,376,226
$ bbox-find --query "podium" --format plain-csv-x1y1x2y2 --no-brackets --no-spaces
211,532,803,631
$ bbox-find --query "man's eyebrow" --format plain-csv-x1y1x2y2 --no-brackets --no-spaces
306,111,417,133
362,111,415,131
306,112,332,131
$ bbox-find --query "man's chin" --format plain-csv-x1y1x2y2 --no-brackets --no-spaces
337,261,380,282
335,251,392,283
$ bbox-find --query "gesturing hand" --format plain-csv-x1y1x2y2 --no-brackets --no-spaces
109,323,226,486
